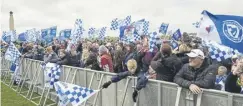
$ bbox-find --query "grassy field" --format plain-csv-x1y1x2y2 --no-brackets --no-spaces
1,82,35,106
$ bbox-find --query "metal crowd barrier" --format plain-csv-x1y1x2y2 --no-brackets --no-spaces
1,58,243,106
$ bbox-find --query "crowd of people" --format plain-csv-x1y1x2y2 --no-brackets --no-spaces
1,32,243,101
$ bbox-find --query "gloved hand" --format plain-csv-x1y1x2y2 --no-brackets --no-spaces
41,62,46,66
102,81,112,88
132,90,138,102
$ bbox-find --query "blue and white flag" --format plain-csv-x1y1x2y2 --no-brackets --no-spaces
172,29,182,41
42,63,61,89
25,28,41,43
110,16,131,30
59,29,71,41
149,32,158,52
170,40,179,50
18,32,27,42
198,10,243,53
159,23,169,35
54,81,99,106
41,26,57,44
88,27,96,37
2,30,17,43
132,19,150,36
4,42,21,63
70,19,85,44
204,40,240,62
98,27,107,40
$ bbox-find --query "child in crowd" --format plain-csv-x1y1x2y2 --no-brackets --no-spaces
215,66,228,91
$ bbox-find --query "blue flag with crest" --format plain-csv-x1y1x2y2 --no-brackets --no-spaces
198,10,243,53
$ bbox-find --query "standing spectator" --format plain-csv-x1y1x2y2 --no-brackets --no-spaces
43,46,59,63
174,49,217,94
99,45,114,72
66,44,81,67
215,66,227,91
84,47,101,70
56,49,68,65
113,44,125,73
225,56,243,93
123,42,136,72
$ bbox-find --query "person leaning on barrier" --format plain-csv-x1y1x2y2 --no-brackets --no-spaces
225,56,243,93
43,46,59,64
174,49,217,94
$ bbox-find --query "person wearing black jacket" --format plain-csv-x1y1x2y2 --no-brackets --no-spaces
174,49,217,94
225,57,243,93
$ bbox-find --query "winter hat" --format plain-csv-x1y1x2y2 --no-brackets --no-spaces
99,45,108,54
127,59,137,74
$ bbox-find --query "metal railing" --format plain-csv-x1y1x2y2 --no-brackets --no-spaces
1,58,243,106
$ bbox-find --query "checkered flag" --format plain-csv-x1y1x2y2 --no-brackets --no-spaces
99,27,107,40
71,19,85,43
88,27,96,37
5,42,21,63
42,63,61,88
143,21,149,35
2,30,16,43
54,81,99,106
110,16,131,30
149,32,158,52
133,33,141,41
205,40,241,61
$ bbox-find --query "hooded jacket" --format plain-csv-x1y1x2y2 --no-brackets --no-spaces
174,60,217,89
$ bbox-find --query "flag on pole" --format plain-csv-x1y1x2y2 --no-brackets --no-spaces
25,28,41,43
198,10,243,53
172,29,182,41
149,32,158,52
59,29,71,41
4,42,21,63
41,26,57,45
98,27,107,40
1,30,16,43
159,23,169,35
54,81,99,106
110,16,131,30
70,19,85,44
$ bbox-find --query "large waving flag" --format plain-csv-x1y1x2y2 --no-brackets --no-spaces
59,29,71,41
133,19,150,36
54,81,99,106
41,26,57,45
159,23,169,35
198,10,243,53
4,42,21,63
41,63,61,89
110,15,131,30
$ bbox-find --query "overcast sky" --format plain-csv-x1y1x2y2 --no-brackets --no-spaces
1,0,243,36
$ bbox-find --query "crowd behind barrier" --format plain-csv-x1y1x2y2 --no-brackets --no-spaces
1,32,243,106
1,58,243,106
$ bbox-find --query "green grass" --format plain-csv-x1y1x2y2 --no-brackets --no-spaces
1,82,35,106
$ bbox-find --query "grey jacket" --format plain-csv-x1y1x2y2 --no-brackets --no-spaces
174,60,217,89
44,52,59,63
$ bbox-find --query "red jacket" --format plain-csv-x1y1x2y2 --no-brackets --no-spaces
100,53,114,72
